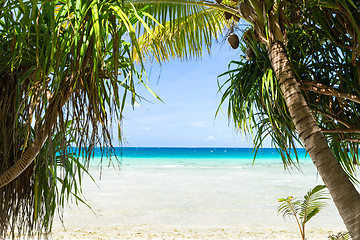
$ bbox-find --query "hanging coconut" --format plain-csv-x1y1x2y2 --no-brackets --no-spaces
223,11,232,20
215,0,222,4
228,33,239,49
243,29,252,43
246,47,255,60
239,1,253,22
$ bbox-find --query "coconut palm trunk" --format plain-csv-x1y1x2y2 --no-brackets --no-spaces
268,41,360,239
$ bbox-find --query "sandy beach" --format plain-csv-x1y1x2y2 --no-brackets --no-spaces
51,152,347,240
51,226,339,240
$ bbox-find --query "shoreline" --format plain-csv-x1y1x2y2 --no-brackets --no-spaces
51,225,343,240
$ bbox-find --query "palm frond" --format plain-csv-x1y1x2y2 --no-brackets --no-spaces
132,0,232,63
299,185,329,224
278,196,302,219
217,35,303,168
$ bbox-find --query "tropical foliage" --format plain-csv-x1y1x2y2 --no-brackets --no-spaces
219,0,360,163
0,0,157,237
329,232,352,240
131,0,242,62
219,17,360,175
218,40,300,168
278,185,329,240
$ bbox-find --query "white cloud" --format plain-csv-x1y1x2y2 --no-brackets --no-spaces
206,135,216,141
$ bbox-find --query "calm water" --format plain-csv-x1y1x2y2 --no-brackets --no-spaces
95,147,308,159
83,147,310,167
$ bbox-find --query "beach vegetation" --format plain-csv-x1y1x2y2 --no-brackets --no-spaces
329,232,352,240
0,0,159,238
278,185,329,240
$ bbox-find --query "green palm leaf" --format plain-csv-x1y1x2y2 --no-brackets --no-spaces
278,196,302,219
132,0,232,63
300,185,329,224
218,38,302,167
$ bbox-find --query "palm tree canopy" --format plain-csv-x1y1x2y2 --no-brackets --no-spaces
132,0,240,62
218,0,360,173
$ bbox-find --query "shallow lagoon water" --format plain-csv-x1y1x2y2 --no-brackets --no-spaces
53,148,346,239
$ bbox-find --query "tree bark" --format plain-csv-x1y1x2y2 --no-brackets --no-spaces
0,77,74,188
268,41,360,240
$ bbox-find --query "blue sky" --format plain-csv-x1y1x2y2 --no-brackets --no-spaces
118,43,272,147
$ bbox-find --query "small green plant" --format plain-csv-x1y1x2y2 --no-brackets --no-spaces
328,232,351,240
278,185,329,240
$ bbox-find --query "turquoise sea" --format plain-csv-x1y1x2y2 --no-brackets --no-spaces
53,147,346,238
87,147,310,167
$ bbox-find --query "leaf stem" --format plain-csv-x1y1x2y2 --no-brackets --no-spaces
287,200,305,240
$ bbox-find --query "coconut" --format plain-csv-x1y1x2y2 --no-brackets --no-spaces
239,1,252,22
223,11,232,20
215,0,222,4
246,47,255,60
228,33,239,49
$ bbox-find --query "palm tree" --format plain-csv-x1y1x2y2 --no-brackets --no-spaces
262,3,360,237
130,0,360,238
0,0,155,237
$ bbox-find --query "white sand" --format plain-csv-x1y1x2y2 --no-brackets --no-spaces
51,226,340,240
51,164,347,240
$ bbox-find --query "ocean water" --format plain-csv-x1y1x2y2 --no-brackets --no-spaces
86,147,310,167
53,147,346,236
